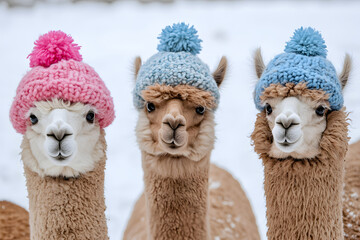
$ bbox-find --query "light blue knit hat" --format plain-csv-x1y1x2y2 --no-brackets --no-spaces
133,23,219,109
254,27,343,111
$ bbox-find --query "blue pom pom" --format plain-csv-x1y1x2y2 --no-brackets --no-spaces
157,23,202,55
284,27,327,57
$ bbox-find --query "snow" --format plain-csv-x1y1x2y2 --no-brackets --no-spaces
222,201,234,206
1,1,360,239
209,179,221,189
351,192,359,199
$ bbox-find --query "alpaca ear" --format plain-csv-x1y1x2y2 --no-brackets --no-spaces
213,56,227,87
134,56,142,81
254,48,265,79
339,54,352,90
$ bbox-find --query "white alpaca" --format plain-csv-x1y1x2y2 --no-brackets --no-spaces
254,48,351,159
1,30,114,240
22,99,109,240
24,99,102,177
0,99,109,240
265,95,327,158
252,45,354,239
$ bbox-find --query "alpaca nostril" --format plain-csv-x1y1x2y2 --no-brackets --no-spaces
275,112,301,130
163,121,184,130
47,132,72,142
162,114,186,132
276,121,299,129
163,119,185,130
276,121,290,129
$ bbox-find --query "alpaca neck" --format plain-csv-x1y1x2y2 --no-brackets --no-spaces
263,156,344,240
142,152,211,240
22,133,108,240
252,110,348,240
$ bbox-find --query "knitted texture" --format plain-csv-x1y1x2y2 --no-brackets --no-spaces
10,31,115,134
254,27,343,111
133,23,219,109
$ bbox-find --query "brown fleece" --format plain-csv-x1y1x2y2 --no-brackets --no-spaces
142,84,216,109
260,82,329,103
343,140,360,239
0,201,29,240
124,159,260,240
251,108,349,240
125,83,260,239
208,164,260,240
124,154,211,240
22,130,108,240
143,154,210,240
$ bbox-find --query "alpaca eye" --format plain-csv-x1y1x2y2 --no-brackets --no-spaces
29,114,38,125
196,106,205,115
146,102,155,112
86,111,95,123
265,104,272,115
315,106,326,116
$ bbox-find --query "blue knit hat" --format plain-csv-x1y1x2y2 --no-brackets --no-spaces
254,27,343,111
133,23,219,109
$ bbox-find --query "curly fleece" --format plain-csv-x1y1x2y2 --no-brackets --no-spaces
251,109,349,239
23,129,109,239
10,31,115,134
133,23,219,109
254,27,343,111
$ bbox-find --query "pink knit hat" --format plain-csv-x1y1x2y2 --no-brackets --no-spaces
10,31,115,134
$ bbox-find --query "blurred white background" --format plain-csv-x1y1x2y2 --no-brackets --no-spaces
1,1,360,239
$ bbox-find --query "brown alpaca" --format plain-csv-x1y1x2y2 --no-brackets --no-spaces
0,201,29,240
343,140,360,239
252,49,353,240
123,57,260,240
340,56,360,240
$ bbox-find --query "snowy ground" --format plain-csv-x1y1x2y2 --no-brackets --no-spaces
1,1,360,239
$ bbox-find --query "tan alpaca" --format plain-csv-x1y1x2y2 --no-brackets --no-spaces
1,100,109,240
252,49,355,239
343,139,360,239
124,57,260,240
340,55,360,240
0,201,29,240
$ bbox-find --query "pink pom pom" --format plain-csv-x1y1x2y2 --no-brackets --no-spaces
28,30,82,68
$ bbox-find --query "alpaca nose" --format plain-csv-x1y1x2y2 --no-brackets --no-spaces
276,113,300,129
46,122,73,142
163,114,186,130
277,119,293,129
47,131,72,142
